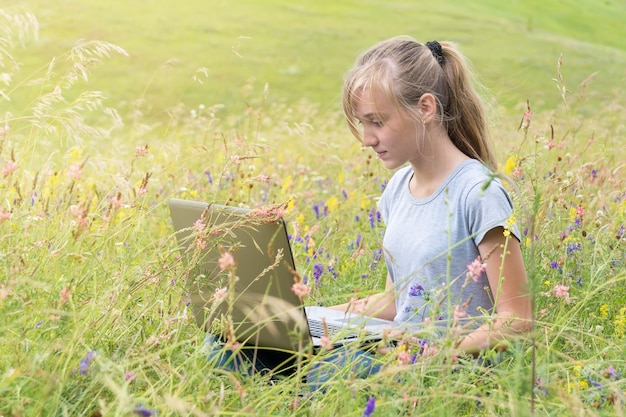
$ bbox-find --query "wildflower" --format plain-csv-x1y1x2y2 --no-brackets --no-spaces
218,251,235,271
79,350,97,375
312,263,324,284
576,205,585,217
133,404,156,416
319,335,334,351
0,209,11,222
503,155,517,176
600,304,609,318
70,205,88,229
67,163,83,180
503,214,516,237
125,371,136,382
291,282,311,298
213,287,228,303
2,160,17,178
396,344,414,365
59,287,70,304
0,284,13,301
466,257,486,282
135,145,149,157
602,365,618,379
195,237,206,250
553,285,570,303
137,172,151,196
408,284,424,297
535,377,549,396
362,396,376,417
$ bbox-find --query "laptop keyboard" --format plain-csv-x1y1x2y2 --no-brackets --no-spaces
308,318,358,339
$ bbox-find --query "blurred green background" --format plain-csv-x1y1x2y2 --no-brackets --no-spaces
3,0,626,117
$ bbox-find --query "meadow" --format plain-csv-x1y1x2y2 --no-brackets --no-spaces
1,1,625,416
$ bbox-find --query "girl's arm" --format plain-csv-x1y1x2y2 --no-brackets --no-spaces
331,273,397,321
456,226,532,354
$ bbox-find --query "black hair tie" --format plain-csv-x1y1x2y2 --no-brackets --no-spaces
426,41,445,66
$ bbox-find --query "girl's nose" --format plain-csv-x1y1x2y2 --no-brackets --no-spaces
362,127,378,147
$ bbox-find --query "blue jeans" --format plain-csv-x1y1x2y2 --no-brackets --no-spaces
204,334,383,390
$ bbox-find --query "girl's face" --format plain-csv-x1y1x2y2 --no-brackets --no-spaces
353,88,423,170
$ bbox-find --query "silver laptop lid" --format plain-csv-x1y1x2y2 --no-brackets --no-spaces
168,198,312,352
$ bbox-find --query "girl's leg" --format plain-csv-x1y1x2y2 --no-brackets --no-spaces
307,345,383,391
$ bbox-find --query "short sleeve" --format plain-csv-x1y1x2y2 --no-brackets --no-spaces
466,178,521,245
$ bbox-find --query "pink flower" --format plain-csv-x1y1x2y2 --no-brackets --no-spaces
67,163,82,180
0,209,11,222
2,160,17,178
70,205,88,229
466,257,486,282
135,145,149,157
59,287,70,304
195,237,207,250
291,282,311,298
110,193,124,209
319,336,334,351
218,251,235,271
553,285,570,303
576,205,585,217
213,287,228,302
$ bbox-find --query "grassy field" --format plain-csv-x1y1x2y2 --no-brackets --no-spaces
1,1,625,416
3,0,626,114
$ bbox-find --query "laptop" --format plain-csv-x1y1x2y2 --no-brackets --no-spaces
168,198,395,355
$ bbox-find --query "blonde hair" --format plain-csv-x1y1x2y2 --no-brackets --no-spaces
342,36,497,170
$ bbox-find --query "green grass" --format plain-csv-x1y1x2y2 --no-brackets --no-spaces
2,0,626,115
0,2,625,416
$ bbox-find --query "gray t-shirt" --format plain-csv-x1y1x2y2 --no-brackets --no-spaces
378,159,520,328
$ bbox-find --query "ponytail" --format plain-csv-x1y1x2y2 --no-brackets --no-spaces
438,41,496,170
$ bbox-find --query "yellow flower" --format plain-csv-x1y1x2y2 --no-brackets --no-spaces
281,175,292,193
503,214,516,237
504,155,517,176
326,196,339,212
600,304,609,318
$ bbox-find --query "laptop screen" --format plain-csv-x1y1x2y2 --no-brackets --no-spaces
169,198,313,353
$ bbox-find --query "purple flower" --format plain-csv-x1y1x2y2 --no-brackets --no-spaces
409,284,424,297
133,404,156,416
79,350,97,375
312,203,320,219
313,263,324,284
603,365,618,379
362,396,375,417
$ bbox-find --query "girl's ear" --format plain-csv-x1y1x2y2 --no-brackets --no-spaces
417,93,438,124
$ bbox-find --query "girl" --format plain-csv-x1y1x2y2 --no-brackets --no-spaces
333,36,532,355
